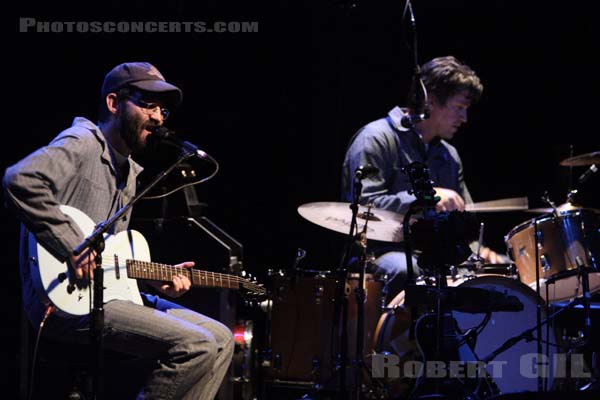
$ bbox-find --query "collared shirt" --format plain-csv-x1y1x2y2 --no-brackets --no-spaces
341,106,473,214
3,117,144,326
4,117,143,261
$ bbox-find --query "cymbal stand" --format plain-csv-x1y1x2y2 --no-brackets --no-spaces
535,191,558,391
351,206,374,400
331,166,371,399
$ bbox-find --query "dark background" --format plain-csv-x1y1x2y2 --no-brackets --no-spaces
1,0,599,396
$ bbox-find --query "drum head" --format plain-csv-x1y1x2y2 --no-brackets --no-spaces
454,276,556,394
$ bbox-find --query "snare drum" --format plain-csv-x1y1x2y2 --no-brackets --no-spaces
265,272,383,382
505,207,600,302
373,274,557,395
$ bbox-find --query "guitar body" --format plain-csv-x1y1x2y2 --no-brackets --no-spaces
29,205,145,317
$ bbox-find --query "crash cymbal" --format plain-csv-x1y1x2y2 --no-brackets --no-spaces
525,207,554,213
297,202,403,242
465,197,529,212
525,202,593,214
560,151,600,166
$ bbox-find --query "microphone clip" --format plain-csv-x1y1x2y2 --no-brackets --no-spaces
354,164,379,180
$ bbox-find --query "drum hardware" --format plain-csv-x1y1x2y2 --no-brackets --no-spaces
404,284,524,314
397,162,499,399
333,162,379,400
374,275,561,395
533,192,556,391
479,278,594,393
310,163,388,400
232,320,260,400
504,186,600,392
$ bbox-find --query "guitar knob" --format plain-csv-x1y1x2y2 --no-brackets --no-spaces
57,272,67,283
66,283,75,294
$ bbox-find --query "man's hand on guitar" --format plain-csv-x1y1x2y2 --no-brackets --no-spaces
149,261,195,298
69,248,97,280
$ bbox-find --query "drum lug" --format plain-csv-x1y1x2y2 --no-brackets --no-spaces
260,349,272,367
315,284,325,304
311,357,321,374
448,265,458,280
540,254,551,271
536,229,544,248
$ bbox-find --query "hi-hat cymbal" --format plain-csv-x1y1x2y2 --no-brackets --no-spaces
297,202,403,242
560,151,600,166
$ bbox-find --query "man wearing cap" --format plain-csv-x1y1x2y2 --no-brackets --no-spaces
3,62,234,399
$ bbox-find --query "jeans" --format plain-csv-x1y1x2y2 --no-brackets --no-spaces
374,251,419,304
45,294,234,400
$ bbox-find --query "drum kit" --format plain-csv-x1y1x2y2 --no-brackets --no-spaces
259,152,600,399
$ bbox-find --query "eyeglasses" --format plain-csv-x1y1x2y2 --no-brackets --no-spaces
126,95,170,120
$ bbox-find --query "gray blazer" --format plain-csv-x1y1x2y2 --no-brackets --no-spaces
3,117,143,262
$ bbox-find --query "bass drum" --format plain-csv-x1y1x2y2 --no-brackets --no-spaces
374,275,557,395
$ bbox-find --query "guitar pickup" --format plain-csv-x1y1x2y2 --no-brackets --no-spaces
114,254,120,279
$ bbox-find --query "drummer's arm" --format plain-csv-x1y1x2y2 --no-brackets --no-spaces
479,246,510,264
469,242,511,264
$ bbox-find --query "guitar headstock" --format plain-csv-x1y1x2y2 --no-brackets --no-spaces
239,272,268,302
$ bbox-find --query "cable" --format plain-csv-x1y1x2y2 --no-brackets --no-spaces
456,312,492,348
408,313,428,399
28,305,55,400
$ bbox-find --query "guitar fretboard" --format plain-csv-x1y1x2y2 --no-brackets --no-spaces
126,260,241,290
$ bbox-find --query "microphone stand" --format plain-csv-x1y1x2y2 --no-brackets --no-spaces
73,149,197,399
481,293,588,364
334,167,371,399
533,216,545,391
353,206,374,400
400,0,429,130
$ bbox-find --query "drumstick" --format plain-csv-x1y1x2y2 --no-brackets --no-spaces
465,197,529,212
476,222,484,260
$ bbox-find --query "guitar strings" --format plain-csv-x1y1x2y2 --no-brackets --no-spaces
99,261,258,286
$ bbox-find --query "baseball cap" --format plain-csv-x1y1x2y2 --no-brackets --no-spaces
101,62,183,108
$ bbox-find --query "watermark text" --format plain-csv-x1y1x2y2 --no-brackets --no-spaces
19,18,259,34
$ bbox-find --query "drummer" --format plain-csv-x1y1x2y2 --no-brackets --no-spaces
341,55,508,300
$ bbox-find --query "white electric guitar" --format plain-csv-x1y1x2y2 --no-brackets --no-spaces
28,205,266,317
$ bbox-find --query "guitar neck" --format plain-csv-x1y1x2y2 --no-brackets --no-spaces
126,260,242,290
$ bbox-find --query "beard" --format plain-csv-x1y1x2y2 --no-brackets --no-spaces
117,107,156,154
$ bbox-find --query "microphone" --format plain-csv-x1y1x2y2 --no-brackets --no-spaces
400,111,429,129
578,164,598,184
355,164,379,179
148,126,209,159
401,64,430,129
